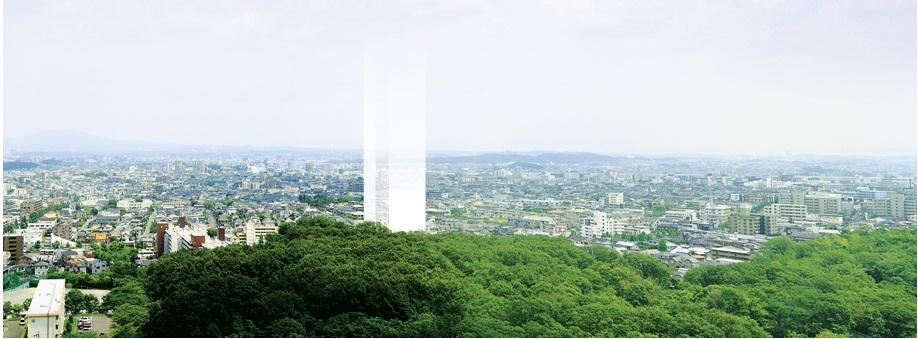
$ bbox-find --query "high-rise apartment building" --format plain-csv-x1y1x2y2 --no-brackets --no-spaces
700,203,732,227
804,192,841,215
728,214,761,236
3,235,24,263
580,211,625,238
864,192,906,218
763,204,807,221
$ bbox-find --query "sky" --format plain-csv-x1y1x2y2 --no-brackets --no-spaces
5,0,916,156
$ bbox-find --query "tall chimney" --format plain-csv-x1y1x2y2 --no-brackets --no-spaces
217,227,226,242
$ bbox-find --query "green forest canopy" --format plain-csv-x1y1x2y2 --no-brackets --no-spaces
132,217,917,337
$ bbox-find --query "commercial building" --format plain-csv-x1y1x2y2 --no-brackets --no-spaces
25,279,67,338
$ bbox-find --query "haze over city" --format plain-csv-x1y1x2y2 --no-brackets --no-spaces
6,0,916,156
3,1,918,339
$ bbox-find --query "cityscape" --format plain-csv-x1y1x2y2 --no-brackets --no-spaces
2,149,916,337
3,0,917,338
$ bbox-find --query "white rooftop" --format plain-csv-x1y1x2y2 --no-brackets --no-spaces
26,279,66,317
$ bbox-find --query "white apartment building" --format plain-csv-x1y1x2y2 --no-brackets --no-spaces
763,204,808,221
163,227,205,253
804,192,841,215
26,279,67,338
700,203,732,226
580,211,626,238
116,199,152,211
607,193,624,205
244,219,279,245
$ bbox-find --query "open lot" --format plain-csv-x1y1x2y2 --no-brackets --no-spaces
3,319,24,338
86,314,113,336
3,288,110,305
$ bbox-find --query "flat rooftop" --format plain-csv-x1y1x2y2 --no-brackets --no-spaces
25,279,66,317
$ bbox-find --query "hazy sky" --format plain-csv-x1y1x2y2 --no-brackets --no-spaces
5,0,916,156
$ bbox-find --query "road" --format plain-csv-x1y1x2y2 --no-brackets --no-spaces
144,211,156,236
205,209,217,228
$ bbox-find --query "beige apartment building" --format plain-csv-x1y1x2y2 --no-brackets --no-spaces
25,279,67,338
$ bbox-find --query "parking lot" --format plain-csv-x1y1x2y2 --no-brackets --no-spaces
75,314,113,336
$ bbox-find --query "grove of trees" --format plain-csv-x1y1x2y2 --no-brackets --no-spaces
131,217,915,337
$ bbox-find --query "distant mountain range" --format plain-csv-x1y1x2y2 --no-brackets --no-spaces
428,152,628,164
3,131,362,159
4,131,182,154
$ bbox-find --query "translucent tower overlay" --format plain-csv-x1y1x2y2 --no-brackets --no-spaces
363,44,427,232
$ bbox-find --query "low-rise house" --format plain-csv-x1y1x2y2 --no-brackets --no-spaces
711,246,752,261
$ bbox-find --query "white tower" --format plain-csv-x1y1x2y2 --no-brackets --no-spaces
363,42,427,232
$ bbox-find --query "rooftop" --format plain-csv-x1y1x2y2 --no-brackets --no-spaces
25,279,66,317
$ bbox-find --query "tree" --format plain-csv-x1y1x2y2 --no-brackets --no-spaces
450,208,466,217
111,304,149,337
4,301,23,318
102,281,149,311
656,240,668,252
66,290,100,314
103,216,916,338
